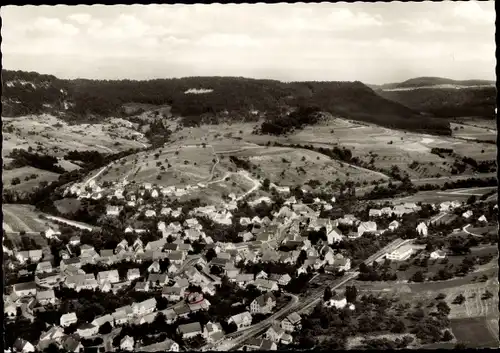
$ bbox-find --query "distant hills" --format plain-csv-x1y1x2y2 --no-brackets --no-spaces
368,76,496,119
1,69,455,135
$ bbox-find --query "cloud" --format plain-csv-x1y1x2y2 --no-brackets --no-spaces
453,1,495,24
197,33,259,48
31,17,79,36
68,13,92,25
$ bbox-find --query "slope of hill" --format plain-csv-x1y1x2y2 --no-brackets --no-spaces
368,77,496,119
2,69,450,135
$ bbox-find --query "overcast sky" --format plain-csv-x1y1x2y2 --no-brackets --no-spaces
1,2,496,84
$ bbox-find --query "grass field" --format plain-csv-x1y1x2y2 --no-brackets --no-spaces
2,204,52,233
2,114,148,158
376,186,497,205
450,123,497,143
450,317,499,348
2,166,60,192
54,198,83,215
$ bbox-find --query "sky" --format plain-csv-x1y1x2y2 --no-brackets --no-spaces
1,1,496,84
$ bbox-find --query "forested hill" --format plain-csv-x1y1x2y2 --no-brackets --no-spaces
2,69,451,135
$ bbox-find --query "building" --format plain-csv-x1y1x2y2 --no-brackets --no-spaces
91,314,114,329
120,336,134,351
281,312,301,332
265,324,285,343
416,222,428,237
250,293,276,314
97,270,120,284
385,244,414,261
60,312,78,327
36,290,57,306
388,220,400,231
35,261,53,274
357,221,377,236
13,282,37,297
228,311,253,331
430,249,447,259
127,268,141,282
13,338,35,353
177,322,203,339
254,278,279,292
462,210,473,219
478,215,487,223
324,295,355,310
106,205,122,217
203,321,224,343
132,298,157,316
369,209,382,217
76,323,98,338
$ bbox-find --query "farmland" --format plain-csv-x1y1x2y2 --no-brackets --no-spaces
2,204,53,233
450,318,499,348
450,122,496,143
2,166,60,192
2,114,149,158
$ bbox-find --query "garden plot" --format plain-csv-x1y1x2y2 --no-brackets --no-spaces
2,204,50,233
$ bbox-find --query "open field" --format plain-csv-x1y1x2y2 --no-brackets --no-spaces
3,204,54,233
450,317,499,348
218,145,386,186
2,166,60,192
54,198,83,215
450,122,497,143
2,114,148,158
375,186,497,205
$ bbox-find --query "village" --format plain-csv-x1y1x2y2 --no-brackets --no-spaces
4,173,496,353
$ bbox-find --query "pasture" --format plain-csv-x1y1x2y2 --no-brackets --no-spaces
2,114,148,158
376,186,497,205
2,166,60,192
451,123,496,143
54,198,83,215
450,317,499,348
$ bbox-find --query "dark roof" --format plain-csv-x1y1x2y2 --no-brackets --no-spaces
178,322,202,334
174,304,191,315
14,282,37,291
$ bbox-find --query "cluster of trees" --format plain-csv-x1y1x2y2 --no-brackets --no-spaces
259,106,322,135
7,148,65,173
358,261,398,282
270,141,354,164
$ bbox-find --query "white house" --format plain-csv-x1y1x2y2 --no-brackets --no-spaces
385,244,414,261
132,298,157,316
13,282,37,297
416,222,428,237
369,209,382,217
60,312,78,327
430,249,447,259
478,215,487,223
36,290,57,306
462,210,473,219
97,270,120,284
13,339,35,353
106,205,122,217
120,336,134,351
357,221,377,236
177,322,203,339
45,228,61,239
388,220,400,231
324,296,355,310
228,311,252,331
76,323,98,338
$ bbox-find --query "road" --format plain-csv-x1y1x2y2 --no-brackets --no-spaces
175,254,202,275
429,212,448,224
235,171,261,202
211,237,410,351
83,162,113,186
43,215,96,231
463,224,483,237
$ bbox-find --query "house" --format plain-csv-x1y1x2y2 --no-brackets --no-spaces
386,244,414,261
106,205,122,217
369,209,382,217
256,270,268,280
132,298,157,316
36,261,53,274
228,311,253,330
244,338,277,351
80,244,95,256
462,210,473,219
250,292,276,314
327,226,344,244
76,323,98,338
112,310,130,326
127,268,141,282
36,290,57,306
167,264,179,274
5,301,18,318
281,312,301,332
265,324,285,343
97,269,120,284
324,294,355,310
13,338,35,353
357,221,377,236
173,304,191,319
39,325,65,342
148,273,168,287
60,257,82,271
254,278,279,292
69,236,80,246
278,274,292,286
13,282,37,297
16,249,43,264
381,207,393,216
478,215,487,223
60,312,78,327
177,322,203,339
330,253,351,271
430,249,447,259
135,281,150,292
388,220,400,231
145,210,156,218
162,286,185,302
120,336,134,351
148,261,161,273
91,314,114,329
416,222,428,236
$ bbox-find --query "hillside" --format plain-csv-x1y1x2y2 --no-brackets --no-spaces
367,76,496,119
2,69,450,135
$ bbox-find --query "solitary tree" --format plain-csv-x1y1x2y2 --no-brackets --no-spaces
323,287,333,302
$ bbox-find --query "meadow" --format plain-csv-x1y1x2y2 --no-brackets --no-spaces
2,166,60,192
